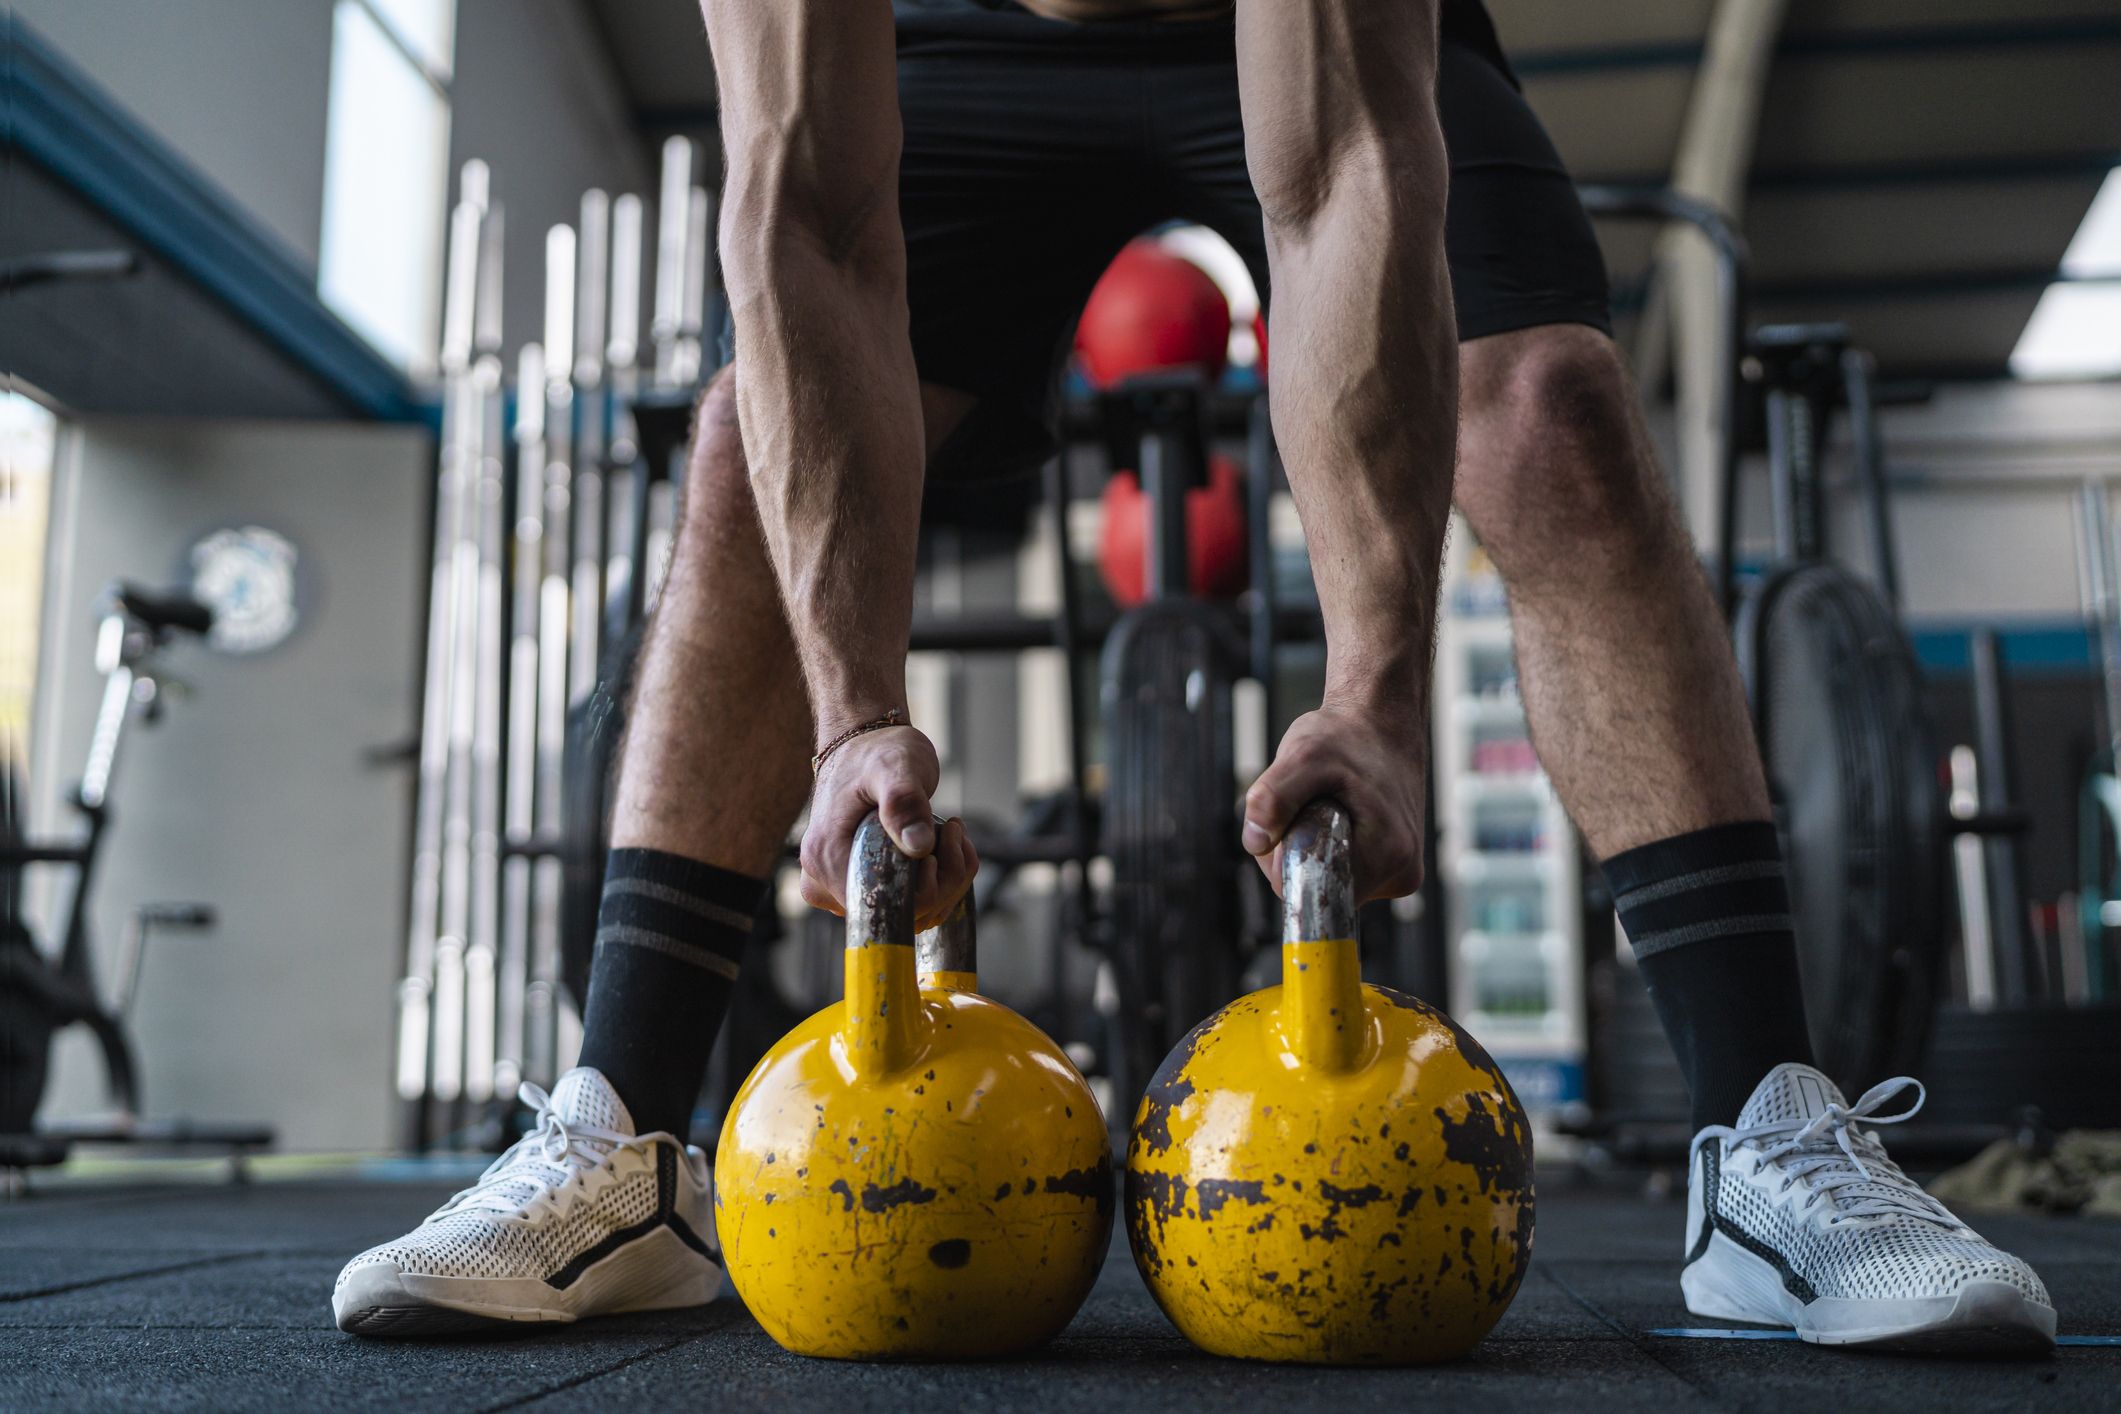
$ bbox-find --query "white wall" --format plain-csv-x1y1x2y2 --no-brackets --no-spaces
1679,378,2121,622
16,0,338,264
1817,380,2121,621
31,419,430,1152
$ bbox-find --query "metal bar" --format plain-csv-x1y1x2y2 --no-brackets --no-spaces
499,339,546,1096
1043,452,1097,942
1142,428,1191,602
1765,388,1800,563
652,138,693,387
465,204,508,1103
576,191,609,396
527,223,578,1086
605,193,647,644
1949,745,1996,1009
676,185,710,387
398,164,486,1105
75,660,133,813
570,194,611,708
1969,628,2031,1002
1840,347,1902,610
433,344,481,1107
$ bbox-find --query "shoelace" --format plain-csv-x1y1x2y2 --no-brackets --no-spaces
429,1082,649,1220
1714,1077,1960,1226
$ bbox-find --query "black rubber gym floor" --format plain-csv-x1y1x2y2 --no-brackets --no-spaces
2,1173,2114,1411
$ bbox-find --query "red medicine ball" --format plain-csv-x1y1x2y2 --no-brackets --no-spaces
1076,239,1233,389
1098,453,1249,607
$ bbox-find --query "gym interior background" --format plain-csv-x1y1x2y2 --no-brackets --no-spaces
4,0,2120,1407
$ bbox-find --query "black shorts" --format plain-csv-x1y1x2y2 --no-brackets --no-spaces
883,1,1613,481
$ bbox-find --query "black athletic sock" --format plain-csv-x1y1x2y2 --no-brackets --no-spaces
1601,821,1816,1134
576,848,766,1139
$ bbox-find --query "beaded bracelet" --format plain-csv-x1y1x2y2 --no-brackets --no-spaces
810,709,908,777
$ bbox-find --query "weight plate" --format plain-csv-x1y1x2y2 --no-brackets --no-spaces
1745,563,1948,1092
1099,602,1247,1105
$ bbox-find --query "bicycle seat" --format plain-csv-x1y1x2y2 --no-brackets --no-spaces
105,583,214,637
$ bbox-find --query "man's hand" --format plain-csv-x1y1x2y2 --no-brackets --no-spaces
1241,703,1426,903
799,725,978,929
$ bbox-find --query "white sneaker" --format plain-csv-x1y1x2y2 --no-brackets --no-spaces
334,1068,720,1336
1682,1062,2056,1354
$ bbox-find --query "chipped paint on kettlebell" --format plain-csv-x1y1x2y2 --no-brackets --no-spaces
719,982,1114,1359
1123,801,1534,1365
717,817,1113,1360
1123,973,1534,1363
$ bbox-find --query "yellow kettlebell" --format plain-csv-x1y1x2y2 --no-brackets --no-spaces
716,815,1113,1359
1125,800,1535,1363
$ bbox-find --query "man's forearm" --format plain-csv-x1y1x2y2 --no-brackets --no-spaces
1270,204,1455,729
1239,0,1455,740
709,0,922,744
728,244,923,739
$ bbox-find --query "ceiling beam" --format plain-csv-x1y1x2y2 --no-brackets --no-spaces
1511,13,2121,78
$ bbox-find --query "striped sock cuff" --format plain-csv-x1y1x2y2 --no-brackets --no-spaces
1602,821,1793,961
595,848,766,975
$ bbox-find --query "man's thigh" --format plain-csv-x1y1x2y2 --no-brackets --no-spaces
896,12,1163,482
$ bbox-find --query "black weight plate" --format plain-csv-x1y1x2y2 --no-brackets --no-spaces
1100,602,1247,1104
1746,563,1948,1092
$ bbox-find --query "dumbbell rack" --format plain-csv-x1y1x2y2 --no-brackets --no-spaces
1431,523,1586,1122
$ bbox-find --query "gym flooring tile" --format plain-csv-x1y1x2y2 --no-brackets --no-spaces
0,1178,2114,1412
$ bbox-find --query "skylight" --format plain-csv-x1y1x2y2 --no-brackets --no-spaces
2010,166,2121,380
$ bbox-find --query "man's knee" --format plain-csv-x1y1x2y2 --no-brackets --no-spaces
681,365,749,521
1457,325,1660,557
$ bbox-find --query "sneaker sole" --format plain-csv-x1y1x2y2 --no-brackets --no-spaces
334,1227,721,1339
1684,1230,2056,1355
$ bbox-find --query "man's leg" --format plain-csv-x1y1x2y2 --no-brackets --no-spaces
1453,323,1813,1131
1460,327,2055,1353
581,368,973,1139
1456,326,1763,851
573,367,809,1140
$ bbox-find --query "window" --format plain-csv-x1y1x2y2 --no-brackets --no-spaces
319,0,457,376
2010,167,2121,381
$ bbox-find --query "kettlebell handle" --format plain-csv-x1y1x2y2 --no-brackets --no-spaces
918,894,977,983
1281,800,1355,943
843,814,976,1075
846,813,916,950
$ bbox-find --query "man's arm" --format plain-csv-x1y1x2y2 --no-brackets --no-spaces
705,0,971,917
1233,0,1455,901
